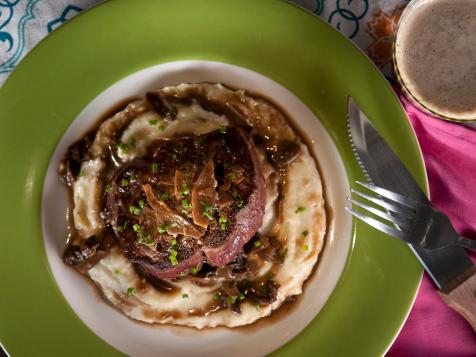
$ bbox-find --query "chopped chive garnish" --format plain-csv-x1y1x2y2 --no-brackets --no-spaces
138,199,145,208
218,125,227,133
231,191,239,198
114,269,121,275
191,266,199,274
169,254,178,266
148,119,158,126
238,293,245,300
78,169,85,177
236,199,244,208
158,125,165,131
203,211,214,220
219,216,228,231
214,293,221,301
182,199,190,208
129,206,141,215
303,245,309,251
132,223,141,232
295,206,306,214
180,185,190,196
151,163,158,173
116,225,124,232
115,143,129,154
157,224,168,234
158,191,169,201
139,233,154,246
182,293,189,299
170,239,177,246
302,230,309,237
254,240,262,248
170,248,178,257
121,178,129,187
255,304,260,311
129,174,136,182
104,184,112,193
227,172,238,180
227,296,237,305
126,287,135,297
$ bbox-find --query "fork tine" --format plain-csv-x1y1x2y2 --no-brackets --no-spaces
350,188,404,214
347,197,409,228
355,181,417,209
345,207,406,240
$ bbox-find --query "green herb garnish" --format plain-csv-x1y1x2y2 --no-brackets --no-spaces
170,238,177,246
218,125,227,133
295,206,306,214
227,296,237,305
238,293,245,300
78,169,85,177
169,253,178,266
255,304,260,311
104,184,112,193
303,245,309,251
158,125,165,131
182,293,189,299
236,199,244,208
182,199,190,209
157,224,168,234
115,143,129,154
126,287,135,297
132,223,141,232
151,162,159,173
219,216,228,231
302,230,309,237
180,185,190,196
191,266,199,274
158,191,169,201
138,199,145,208
254,240,263,248
129,205,141,215
227,172,238,180
121,178,129,187
148,119,158,126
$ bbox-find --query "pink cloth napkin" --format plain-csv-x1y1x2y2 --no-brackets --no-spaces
387,93,476,357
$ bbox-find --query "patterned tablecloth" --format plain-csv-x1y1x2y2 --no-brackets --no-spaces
1,1,475,357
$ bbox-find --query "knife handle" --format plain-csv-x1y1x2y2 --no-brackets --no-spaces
438,266,476,332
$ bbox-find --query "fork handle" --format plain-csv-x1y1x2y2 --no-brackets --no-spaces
458,237,476,253
438,266,476,332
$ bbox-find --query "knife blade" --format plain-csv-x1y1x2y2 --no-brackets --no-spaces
347,97,474,290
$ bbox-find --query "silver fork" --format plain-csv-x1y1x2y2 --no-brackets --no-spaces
346,181,476,252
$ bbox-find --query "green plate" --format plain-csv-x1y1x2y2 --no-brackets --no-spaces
0,0,424,356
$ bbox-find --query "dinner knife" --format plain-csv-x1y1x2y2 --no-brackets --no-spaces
347,97,476,331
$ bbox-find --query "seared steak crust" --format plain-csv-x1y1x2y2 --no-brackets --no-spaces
104,128,265,278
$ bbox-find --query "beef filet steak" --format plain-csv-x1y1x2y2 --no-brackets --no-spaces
104,128,266,279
